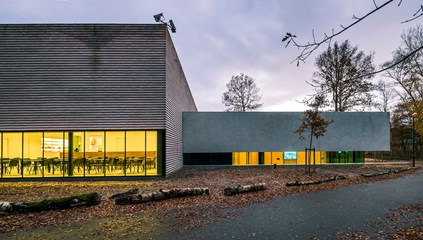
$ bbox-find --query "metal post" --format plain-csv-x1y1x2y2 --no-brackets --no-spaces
412,113,417,167
305,148,307,173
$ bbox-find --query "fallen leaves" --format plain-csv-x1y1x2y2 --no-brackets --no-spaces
0,164,420,236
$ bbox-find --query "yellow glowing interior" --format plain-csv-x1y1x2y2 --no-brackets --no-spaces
0,131,159,177
232,151,327,165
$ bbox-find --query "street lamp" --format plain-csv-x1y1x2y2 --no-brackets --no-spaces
412,112,417,167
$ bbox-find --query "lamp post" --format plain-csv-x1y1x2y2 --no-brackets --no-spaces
412,112,417,167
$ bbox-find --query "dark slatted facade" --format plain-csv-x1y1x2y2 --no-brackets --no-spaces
165,33,197,175
0,24,197,176
0,24,167,131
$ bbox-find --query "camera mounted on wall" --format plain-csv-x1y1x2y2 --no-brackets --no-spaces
153,13,176,33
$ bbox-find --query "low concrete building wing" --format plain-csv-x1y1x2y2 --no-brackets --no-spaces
183,112,390,165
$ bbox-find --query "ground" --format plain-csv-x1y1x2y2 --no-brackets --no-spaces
0,163,421,239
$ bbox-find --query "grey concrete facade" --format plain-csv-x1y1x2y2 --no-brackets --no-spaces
183,112,390,153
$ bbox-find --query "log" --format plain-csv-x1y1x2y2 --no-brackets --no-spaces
110,188,139,199
393,167,413,173
361,170,391,177
0,192,101,215
113,187,210,205
223,183,266,196
286,175,347,187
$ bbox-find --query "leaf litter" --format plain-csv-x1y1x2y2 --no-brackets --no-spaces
0,164,420,239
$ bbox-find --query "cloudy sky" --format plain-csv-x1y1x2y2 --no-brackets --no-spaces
0,0,420,111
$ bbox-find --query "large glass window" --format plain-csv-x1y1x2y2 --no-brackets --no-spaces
43,132,66,177
232,152,259,165
2,132,22,178
85,131,105,176
105,131,125,176
126,131,145,176
70,132,85,177
23,132,43,177
146,131,158,176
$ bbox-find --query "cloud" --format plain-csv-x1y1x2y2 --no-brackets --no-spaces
0,0,418,111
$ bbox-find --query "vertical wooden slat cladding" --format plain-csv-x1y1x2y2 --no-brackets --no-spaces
165,32,197,176
0,24,167,131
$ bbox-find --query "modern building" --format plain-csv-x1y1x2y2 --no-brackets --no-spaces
0,24,197,178
0,24,391,179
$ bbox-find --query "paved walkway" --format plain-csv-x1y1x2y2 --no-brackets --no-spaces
166,171,423,240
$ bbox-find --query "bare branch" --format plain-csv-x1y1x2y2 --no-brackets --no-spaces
282,0,396,64
402,5,423,23
354,44,423,80
373,0,378,8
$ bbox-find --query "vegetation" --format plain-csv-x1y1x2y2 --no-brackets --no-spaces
296,95,333,173
222,73,263,112
310,40,375,111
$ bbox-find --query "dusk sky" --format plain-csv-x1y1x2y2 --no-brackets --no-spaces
0,0,420,111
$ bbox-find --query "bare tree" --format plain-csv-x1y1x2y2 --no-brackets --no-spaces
222,73,263,112
374,80,396,112
309,40,375,112
282,0,423,76
384,24,423,134
296,95,333,173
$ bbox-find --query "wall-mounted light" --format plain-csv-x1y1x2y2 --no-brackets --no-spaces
153,13,177,33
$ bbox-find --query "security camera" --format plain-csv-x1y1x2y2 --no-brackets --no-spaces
169,19,176,33
153,13,163,22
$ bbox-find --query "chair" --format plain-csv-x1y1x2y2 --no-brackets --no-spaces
3,158,19,174
23,158,32,174
146,157,156,169
106,157,116,173
73,158,84,173
44,158,54,174
88,157,103,174
136,157,145,173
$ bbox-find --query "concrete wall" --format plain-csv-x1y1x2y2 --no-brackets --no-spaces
183,112,390,152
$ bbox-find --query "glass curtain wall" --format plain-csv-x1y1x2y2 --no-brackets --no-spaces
0,130,162,178
235,151,327,165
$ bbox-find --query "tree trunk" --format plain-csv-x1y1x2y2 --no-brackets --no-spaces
112,187,210,205
223,183,266,196
0,192,101,214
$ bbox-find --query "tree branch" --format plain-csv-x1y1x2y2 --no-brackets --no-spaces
282,0,397,65
353,43,423,80
402,5,423,24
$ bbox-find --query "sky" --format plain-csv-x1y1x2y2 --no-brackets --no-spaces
0,0,420,111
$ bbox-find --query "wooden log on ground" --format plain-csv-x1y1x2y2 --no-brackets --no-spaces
286,175,347,187
393,167,413,173
0,192,101,215
113,187,210,205
223,183,266,196
361,170,391,177
110,188,139,199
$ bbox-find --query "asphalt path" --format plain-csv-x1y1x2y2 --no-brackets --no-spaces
167,171,423,240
